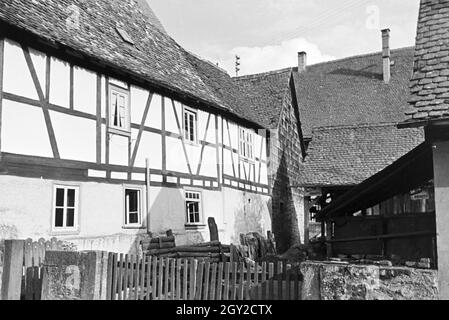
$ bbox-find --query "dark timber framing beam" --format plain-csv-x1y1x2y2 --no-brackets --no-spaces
130,92,153,168
22,45,60,159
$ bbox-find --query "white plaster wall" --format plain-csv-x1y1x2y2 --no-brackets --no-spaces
1,100,53,157
3,39,38,100
49,57,70,108
51,111,96,162
109,135,129,166
73,66,96,115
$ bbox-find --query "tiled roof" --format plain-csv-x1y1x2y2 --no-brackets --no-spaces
298,124,425,187
0,0,257,124
233,68,293,129
405,0,449,122
185,52,265,126
293,47,415,138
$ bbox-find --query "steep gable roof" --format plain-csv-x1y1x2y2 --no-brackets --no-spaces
298,124,424,187
293,47,415,138
404,0,449,123
0,0,264,127
233,68,293,129
184,52,265,126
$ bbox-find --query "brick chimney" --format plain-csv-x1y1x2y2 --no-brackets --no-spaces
298,51,307,72
382,29,391,84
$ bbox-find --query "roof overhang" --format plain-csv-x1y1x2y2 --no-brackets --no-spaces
316,142,433,221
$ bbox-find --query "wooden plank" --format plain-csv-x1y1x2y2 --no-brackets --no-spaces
24,238,32,268
145,256,152,300
204,262,210,300
182,259,188,300
164,258,170,299
216,262,224,301
117,254,124,300
210,263,217,300
223,262,230,301
135,255,141,300
245,262,251,300
25,267,34,300
189,259,198,300
32,242,40,267
157,257,163,299
268,263,274,300
151,256,158,299
236,262,244,300
285,264,291,301
106,252,114,300
1,240,25,300
33,266,42,300
294,270,300,301
261,262,267,300
170,259,176,300
195,261,205,300
123,254,129,300
277,261,283,300
176,259,182,300
111,253,118,300
254,262,259,300
231,262,238,300
130,255,136,300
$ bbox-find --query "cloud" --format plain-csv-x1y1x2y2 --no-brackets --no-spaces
203,37,335,76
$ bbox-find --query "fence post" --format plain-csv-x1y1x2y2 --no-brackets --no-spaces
1,240,25,300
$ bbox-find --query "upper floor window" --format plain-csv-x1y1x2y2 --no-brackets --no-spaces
109,84,130,133
183,107,197,143
52,185,79,232
239,128,254,161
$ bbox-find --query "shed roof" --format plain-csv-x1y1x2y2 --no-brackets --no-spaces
298,123,425,187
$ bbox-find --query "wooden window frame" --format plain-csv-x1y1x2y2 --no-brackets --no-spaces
238,127,255,162
123,186,144,229
51,185,80,233
184,189,205,228
182,106,198,145
108,83,131,135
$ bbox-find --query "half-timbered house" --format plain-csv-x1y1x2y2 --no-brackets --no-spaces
0,0,272,252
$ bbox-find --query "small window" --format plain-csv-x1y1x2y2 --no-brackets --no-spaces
183,107,197,143
185,191,202,225
109,84,130,132
125,189,142,227
52,186,79,231
239,128,254,160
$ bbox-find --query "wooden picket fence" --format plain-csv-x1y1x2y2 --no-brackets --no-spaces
107,254,303,300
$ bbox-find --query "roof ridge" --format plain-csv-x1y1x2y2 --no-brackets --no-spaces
184,50,230,74
312,122,401,132
299,46,415,70
233,67,293,81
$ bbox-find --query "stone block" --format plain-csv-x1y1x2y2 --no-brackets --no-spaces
41,251,108,300
299,262,321,300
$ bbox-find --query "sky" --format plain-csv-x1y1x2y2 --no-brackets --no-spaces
149,0,420,76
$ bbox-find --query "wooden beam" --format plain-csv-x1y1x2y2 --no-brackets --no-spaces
1,240,25,300
22,45,60,159
96,74,102,164
45,55,50,102
196,113,211,175
171,100,192,175
328,230,436,243
161,97,166,176
130,92,153,168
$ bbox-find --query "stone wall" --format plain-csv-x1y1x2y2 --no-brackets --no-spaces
300,261,439,300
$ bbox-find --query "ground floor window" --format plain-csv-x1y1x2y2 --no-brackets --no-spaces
52,185,79,231
185,191,202,225
124,188,142,227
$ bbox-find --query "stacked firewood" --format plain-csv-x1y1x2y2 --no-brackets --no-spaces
142,239,231,263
